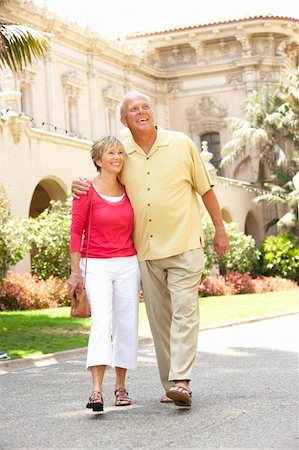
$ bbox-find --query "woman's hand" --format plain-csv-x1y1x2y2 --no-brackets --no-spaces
68,271,83,297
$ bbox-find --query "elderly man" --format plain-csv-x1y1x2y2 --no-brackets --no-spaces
72,91,229,407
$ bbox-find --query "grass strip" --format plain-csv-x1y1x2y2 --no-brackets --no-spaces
0,290,298,360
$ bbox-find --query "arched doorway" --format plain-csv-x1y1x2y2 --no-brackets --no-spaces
245,211,261,245
221,207,233,223
29,177,67,217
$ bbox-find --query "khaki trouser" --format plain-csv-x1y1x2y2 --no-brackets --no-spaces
139,248,204,391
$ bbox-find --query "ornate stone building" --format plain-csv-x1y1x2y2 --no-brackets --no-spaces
1,0,298,271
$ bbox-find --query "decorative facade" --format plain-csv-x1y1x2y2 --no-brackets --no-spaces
1,0,298,272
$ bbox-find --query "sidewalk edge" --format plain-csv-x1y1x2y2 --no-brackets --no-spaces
1,310,298,374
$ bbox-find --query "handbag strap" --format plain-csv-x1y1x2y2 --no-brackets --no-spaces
83,186,93,287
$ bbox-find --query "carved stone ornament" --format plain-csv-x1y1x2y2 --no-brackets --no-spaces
102,85,122,109
186,96,227,121
0,74,21,110
236,34,252,56
61,71,83,99
167,82,182,98
275,39,292,56
9,116,24,144
227,72,243,87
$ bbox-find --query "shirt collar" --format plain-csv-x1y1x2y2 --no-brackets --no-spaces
124,126,169,155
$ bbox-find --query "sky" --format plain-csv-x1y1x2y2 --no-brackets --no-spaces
33,0,298,39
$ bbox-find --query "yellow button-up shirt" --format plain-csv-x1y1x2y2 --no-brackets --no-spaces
119,127,213,261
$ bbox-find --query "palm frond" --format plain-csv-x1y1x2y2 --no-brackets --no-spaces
263,111,283,129
233,126,256,142
0,22,50,71
220,147,246,167
277,211,297,230
252,128,268,145
253,193,288,206
265,217,279,232
221,138,241,156
225,117,249,132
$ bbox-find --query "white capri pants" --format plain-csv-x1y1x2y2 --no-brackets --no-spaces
81,255,140,370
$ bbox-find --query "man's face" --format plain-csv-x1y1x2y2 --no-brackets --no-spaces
121,94,155,134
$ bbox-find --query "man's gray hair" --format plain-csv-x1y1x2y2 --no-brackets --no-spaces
120,91,153,116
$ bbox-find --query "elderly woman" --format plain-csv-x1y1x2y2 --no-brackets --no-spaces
68,135,140,412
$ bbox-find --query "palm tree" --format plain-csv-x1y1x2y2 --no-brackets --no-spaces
220,72,299,186
253,167,299,236
0,0,50,72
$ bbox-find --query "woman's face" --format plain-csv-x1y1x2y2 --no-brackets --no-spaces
96,146,124,175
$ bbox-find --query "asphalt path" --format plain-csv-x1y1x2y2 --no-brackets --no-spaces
1,314,298,450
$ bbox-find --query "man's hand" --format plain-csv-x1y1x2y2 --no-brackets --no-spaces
71,177,89,199
213,227,229,257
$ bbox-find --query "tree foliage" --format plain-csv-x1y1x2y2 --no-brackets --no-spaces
202,212,257,278
0,187,32,280
0,0,50,71
221,71,299,185
30,199,71,280
253,167,299,235
255,232,299,282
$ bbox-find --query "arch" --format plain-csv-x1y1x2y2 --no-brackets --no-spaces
29,176,68,218
221,207,233,223
245,210,261,245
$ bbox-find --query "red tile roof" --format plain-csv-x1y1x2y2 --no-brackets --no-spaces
125,15,299,39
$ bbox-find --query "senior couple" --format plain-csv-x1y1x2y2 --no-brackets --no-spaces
68,90,229,412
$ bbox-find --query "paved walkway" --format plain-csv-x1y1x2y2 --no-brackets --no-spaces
1,314,298,449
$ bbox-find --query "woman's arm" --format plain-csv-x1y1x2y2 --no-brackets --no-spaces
68,252,83,296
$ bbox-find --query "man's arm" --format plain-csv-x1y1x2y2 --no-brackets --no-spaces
202,188,229,257
71,177,90,199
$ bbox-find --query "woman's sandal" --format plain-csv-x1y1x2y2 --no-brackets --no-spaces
166,385,192,407
86,390,104,412
114,388,131,406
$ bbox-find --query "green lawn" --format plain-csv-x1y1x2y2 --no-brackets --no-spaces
0,290,298,360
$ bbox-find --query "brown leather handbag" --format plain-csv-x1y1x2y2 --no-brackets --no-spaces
70,189,93,318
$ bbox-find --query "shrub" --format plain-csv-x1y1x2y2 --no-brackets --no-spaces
0,271,70,311
202,213,257,277
31,199,71,280
219,223,257,275
224,272,256,294
0,189,33,281
251,275,298,293
198,275,234,297
255,232,299,281
198,271,297,297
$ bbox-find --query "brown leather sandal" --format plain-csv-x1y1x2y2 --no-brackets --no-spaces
86,390,104,412
166,385,192,407
160,393,174,403
114,388,131,406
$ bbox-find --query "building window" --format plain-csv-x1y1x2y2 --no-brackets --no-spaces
200,132,221,173
20,85,33,118
68,97,78,134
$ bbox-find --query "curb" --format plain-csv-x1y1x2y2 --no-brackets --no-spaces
1,310,298,375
